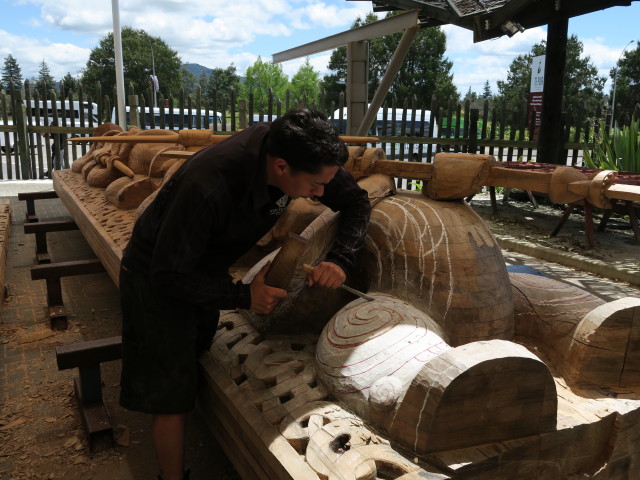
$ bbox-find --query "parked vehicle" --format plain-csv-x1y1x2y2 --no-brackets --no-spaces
27,100,99,127
1,100,99,155
332,107,439,161
331,107,439,190
111,107,223,130
0,118,15,155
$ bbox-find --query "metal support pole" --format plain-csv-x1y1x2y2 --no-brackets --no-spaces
111,0,126,130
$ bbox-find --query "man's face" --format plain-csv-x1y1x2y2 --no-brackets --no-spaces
278,163,339,199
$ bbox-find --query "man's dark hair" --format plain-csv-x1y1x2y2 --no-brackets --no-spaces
265,108,348,174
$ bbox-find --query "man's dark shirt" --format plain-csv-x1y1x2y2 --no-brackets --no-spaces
122,123,371,312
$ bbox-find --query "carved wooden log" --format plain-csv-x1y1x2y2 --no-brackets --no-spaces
511,272,606,366
81,158,98,180
360,190,514,346
86,164,122,188
104,175,162,210
316,294,557,454
511,273,640,388
566,297,640,387
423,153,495,200
71,124,123,173
126,129,180,174
133,158,187,220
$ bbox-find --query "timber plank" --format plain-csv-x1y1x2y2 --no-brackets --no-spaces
52,170,134,286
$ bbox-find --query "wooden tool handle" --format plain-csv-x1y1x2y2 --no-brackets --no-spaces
264,233,310,289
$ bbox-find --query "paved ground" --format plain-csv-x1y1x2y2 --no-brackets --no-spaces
0,180,638,480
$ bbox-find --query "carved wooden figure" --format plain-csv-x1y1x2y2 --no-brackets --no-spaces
54,132,640,479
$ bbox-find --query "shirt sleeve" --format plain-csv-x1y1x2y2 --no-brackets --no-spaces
148,176,252,311
319,167,372,272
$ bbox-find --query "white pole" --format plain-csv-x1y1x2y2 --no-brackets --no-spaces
111,0,127,129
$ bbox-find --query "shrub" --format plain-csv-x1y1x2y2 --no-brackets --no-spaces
583,118,640,172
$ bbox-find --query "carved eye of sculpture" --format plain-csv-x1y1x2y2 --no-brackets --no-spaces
329,433,351,453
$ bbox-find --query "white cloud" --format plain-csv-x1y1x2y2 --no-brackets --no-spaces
443,25,547,94
0,29,91,79
10,0,628,97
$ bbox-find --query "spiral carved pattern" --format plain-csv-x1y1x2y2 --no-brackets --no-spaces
316,294,450,420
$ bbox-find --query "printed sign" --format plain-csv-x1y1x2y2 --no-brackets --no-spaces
530,55,545,93
528,55,545,139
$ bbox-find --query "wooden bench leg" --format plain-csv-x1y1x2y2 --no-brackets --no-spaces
18,191,59,223
30,259,105,330
490,186,497,214
24,198,38,223
584,201,595,249
598,209,613,232
24,220,79,264
56,336,122,451
34,231,50,263
550,204,575,237
626,201,640,242
45,277,66,329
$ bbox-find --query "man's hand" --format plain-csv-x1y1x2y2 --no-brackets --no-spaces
250,262,288,314
305,262,346,289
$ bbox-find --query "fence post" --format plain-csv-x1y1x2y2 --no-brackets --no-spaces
13,90,31,179
238,99,247,129
469,109,479,153
128,94,140,128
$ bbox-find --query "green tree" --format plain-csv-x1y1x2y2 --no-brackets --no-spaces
482,80,492,99
197,71,209,90
206,64,241,100
320,12,458,107
60,72,78,96
610,42,640,124
463,87,479,103
290,58,320,105
496,35,605,116
181,67,198,97
82,27,182,100
36,60,55,98
1,54,23,92
240,57,289,103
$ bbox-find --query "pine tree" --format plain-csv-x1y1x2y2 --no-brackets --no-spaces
482,80,492,99
36,60,55,98
1,54,23,92
60,72,77,96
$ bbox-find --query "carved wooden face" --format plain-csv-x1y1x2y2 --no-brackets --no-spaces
273,158,338,199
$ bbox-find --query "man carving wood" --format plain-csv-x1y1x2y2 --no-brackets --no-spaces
118,108,371,480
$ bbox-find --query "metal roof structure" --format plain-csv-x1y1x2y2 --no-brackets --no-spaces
362,0,635,42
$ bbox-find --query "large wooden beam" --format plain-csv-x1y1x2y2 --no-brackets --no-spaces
538,16,569,165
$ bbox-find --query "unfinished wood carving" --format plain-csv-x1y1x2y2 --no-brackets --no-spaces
360,191,514,346
54,133,640,479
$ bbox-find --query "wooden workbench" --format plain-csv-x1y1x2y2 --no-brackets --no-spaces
53,169,640,479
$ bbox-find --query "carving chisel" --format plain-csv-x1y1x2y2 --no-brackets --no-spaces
302,264,374,302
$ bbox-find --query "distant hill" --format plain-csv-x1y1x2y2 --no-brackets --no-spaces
182,63,246,85
183,63,213,78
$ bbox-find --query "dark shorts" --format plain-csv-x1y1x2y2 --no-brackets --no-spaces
119,265,219,414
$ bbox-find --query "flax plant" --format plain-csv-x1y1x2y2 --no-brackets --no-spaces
583,118,640,173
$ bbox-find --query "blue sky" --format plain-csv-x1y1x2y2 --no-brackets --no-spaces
1,0,639,96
